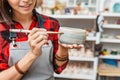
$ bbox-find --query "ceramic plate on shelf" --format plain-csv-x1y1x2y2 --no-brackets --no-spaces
109,0,120,13
113,2,120,13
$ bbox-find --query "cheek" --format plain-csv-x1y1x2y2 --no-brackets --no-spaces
7,0,19,9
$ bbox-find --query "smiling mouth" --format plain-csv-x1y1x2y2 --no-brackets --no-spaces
20,4,32,9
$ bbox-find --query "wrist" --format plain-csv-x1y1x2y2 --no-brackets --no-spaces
14,52,38,75
56,45,69,59
28,51,40,59
55,54,69,62
59,44,68,50
14,61,26,75
56,52,68,58
57,44,68,57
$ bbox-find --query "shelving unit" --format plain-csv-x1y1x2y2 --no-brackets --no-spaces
69,56,96,61
54,73,95,80
66,0,99,11
99,55,120,60
103,24,120,29
55,74,93,80
54,57,98,80
53,16,99,80
52,8,99,80
99,13,120,45
98,54,120,79
98,0,120,78
101,38,120,43
47,15,97,19
101,13,120,17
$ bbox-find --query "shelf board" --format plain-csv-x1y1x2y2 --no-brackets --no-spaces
87,5,96,8
99,72,120,77
86,36,96,41
67,5,96,8
69,56,96,62
99,55,120,60
100,38,120,43
103,24,120,29
101,13,120,17
47,15,97,19
54,73,94,80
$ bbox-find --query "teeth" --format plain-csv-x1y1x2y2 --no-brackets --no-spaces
20,4,30,7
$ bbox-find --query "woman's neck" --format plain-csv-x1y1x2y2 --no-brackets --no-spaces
13,13,33,30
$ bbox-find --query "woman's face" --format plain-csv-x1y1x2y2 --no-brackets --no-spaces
7,0,36,15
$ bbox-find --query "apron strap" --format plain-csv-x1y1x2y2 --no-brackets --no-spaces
9,24,17,40
33,9,45,28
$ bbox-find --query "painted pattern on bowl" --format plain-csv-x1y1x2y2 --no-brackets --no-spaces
59,27,86,44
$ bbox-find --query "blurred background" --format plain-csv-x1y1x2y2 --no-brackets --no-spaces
36,0,120,80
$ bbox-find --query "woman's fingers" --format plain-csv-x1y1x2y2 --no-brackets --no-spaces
35,39,48,49
28,28,48,48
28,28,49,57
30,35,48,47
28,28,47,38
59,42,84,49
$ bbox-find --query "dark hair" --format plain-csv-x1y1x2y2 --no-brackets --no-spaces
0,0,38,25
0,0,13,25
36,0,43,8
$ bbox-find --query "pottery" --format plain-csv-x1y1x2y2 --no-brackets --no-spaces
113,2,120,13
58,27,86,44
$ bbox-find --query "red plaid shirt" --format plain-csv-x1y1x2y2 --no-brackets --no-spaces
0,13,68,74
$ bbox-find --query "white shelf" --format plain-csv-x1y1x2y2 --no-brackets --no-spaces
103,24,120,29
101,13,120,17
86,36,96,41
54,73,94,80
100,38,120,43
69,56,96,62
67,5,96,8
87,5,96,8
99,55,120,60
47,15,97,19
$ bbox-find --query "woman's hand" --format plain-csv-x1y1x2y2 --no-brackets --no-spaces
59,43,84,49
57,42,84,58
55,42,84,66
28,28,48,57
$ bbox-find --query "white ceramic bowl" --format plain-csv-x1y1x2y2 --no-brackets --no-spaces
58,27,86,44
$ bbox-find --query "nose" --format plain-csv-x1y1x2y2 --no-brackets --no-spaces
22,0,32,3
23,0,29,2
23,0,33,4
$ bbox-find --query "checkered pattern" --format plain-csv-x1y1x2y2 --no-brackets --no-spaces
0,13,68,74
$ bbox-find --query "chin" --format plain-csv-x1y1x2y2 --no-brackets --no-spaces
20,10,33,15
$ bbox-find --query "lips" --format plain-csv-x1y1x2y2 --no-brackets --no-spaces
19,4,32,10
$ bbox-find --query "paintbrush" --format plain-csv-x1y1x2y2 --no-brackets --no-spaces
9,29,64,34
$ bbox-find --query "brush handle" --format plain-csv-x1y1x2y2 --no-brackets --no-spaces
9,29,64,34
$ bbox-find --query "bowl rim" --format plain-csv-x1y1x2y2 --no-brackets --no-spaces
59,27,86,32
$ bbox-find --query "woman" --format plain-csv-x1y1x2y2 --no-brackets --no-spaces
0,0,82,80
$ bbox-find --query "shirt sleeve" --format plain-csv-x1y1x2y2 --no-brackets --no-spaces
54,59,69,74
49,18,69,74
0,29,10,71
